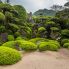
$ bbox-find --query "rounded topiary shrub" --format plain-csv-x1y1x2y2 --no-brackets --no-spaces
8,35,14,41
63,43,69,48
20,41,37,51
0,47,21,65
29,38,49,45
39,42,49,51
2,41,15,49
61,39,69,46
39,40,60,51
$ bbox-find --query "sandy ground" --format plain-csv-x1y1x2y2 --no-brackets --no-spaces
0,48,69,69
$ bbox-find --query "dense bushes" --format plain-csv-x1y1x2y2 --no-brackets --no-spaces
39,40,60,51
0,47,21,65
61,29,69,38
19,41,37,51
29,38,49,44
8,35,14,41
2,40,37,51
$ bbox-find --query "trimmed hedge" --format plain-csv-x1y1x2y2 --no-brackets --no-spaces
39,40,60,51
0,47,21,65
2,40,37,51
20,41,37,51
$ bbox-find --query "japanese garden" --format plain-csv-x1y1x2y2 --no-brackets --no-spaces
0,0,69,69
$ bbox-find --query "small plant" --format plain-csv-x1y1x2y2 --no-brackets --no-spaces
0,47,21,65
8,35,14,41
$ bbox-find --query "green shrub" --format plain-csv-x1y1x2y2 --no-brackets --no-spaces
0,25,6,33
14,32,21,37
29,38,49,45
39,42,49,51
63,43,69,48
8,35,14,41
2,40,37,51
20,41,37,51
16,37,23,40
0,12,5,21
2,41,16,49
61,39,69,46
61,29,69,38
51,27,59,32
0,47,21,65
38,27,46,32
39,40,60,51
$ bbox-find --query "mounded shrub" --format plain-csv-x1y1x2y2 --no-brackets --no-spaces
8,35,14,41
39,42,49,51
16,37,23,40
29,38,49,45
2,40,37,51
38,27,46,32
63,43,69,48
39,40,60,51
2,41,16,49
61,29,69,38
51,27,59,32
61,39,69,46
20,41,37,51
0,47,21,65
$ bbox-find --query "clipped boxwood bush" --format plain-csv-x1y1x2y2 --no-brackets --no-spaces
0,47,21,65
63,43,69,48
61,29,69,38
2,41,16,49
8,35,14,41
39,40,60,51
20,41,37,51
61,39,69,46
29,38,49,44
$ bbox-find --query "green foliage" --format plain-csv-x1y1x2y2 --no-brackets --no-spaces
51,27,59,32
0,25,6,33
63,43,69,48
2,41,16,49
9,23,20,32
39,40,60,51
61,29,69,38
29,38,49,45
14,5,27,22
16,37,23,40
0,12,5,21
38,27,46,32
61,39,69,46
8,35,14,41
19,41,37,51
0,47,21,65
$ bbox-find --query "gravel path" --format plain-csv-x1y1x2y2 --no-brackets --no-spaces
0,48,69,69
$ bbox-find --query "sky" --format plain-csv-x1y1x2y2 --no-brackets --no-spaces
2,0,67,12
